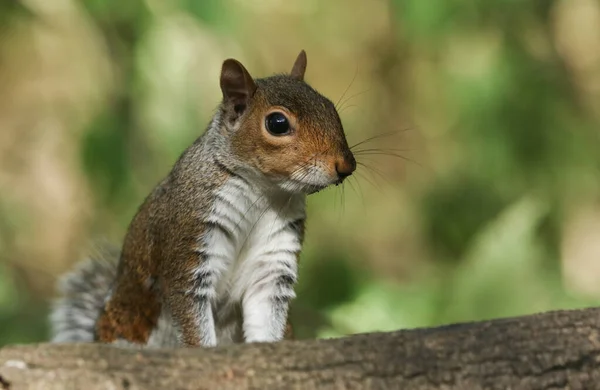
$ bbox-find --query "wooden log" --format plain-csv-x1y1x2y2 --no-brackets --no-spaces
2,307,600,389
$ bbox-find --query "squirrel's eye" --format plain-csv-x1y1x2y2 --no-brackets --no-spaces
265,112,291,136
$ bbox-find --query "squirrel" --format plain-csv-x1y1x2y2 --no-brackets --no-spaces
49,50,356,348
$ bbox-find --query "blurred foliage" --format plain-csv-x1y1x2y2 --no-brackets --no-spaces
1,0,600,345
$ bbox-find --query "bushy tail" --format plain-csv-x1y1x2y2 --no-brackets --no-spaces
49,246,119,343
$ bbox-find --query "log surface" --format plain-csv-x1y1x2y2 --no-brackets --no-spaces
2,308,600,389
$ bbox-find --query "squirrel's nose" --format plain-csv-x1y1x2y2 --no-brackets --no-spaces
335,154,356,181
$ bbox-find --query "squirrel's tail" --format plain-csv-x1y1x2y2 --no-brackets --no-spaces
49,246,118,343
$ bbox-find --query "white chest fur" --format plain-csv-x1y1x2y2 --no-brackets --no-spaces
194,176,306,344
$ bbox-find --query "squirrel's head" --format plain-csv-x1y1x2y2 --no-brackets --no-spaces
218,50,356,194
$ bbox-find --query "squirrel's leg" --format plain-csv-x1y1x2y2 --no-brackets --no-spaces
95,275,162,345
241,252,298,343
165,258,219,347
173,293,217,347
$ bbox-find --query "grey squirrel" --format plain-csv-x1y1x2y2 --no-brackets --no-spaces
49,50,356,348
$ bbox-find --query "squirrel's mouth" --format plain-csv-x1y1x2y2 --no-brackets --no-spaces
307,179,346,194
281,175,332,195
281,179,327,195
307,187,322,195
305,183,329,195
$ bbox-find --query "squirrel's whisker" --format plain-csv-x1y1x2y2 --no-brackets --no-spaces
335,63,359,111
353,147,414,154
354,167,381,191
356,151,423,168
356,161,392,188
348,176,367,209
348,128,412,150
338,87,371,114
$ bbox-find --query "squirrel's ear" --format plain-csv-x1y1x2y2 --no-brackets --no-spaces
220,59,257,111
290,50,307,81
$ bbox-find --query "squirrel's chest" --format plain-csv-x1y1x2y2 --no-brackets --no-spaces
201,177,305,300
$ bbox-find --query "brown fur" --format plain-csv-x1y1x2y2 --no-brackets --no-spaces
230,76,354,181
283,321,295,340
94,50,355,346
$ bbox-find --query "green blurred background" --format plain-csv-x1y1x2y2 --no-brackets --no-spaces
1,0,600,346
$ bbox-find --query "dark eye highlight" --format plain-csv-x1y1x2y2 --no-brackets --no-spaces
265,112,291,136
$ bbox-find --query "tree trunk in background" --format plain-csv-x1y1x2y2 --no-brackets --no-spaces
1,308,600,390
